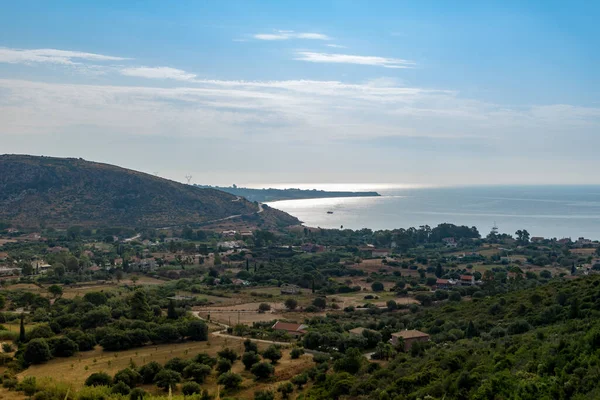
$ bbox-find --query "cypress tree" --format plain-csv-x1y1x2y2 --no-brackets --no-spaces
167,300,177,319
19,313,26,343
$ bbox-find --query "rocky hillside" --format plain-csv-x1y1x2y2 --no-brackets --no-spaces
0,155,298,229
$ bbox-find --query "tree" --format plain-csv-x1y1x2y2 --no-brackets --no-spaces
290,373,308,389
217,348,238,363
154,369,181,391
138,361,163,384
449,291,462,302
371,282,384,292
111,381,131,395
19,313,26,343
254,389,275,400
130,290,152,321
186,320,208,341
217,372,242,390
312,297,326,309
244,338,258,353
251,362,275,380
48,337,78,357
167,300,177,319
290,347,304,359
21,262,34,276
333,348,364,374
24,338,52,364
435,263,443,278
278,382,294,399
85,372,112,387
182,382,202,395
386,300,398,311
213,254,222,266
113,368,142,387
284,298,298,310
465,320,479,338
183,363,212,383
164,357,191,373
262,345,282,364
515,229,530,245
258,303,271,312
216,358,232,374
129,388,146,400
242,351,261,370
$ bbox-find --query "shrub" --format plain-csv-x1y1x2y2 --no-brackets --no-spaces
371,282,384,292
217,348,238,363
194,352,217,367
137,361,163,384
129,387,146,400
290,347,304,359
278,382,294,399
217,372,242,391
26,325,54,341
113,368,142,388
291,373,308,389
242,351,261,370
313,297,326,309
17,376,37,396
85,372,112,387
262,345,282,364
258,303,271,312
164,357,191,373
24,338,52,364
185,320,208,341
181,382,202,395
2,343,13,353
182,362,212,383
66,330,95,351
254,389,275,400
244,339,258,353
111,381,131,395
78,385,113,400
284,298,298,310
154,369,181,391
216,358,232,374
508,320,531,335
251,362,275,380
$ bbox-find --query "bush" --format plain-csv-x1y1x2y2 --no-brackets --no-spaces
217,348,238,363
291,373,308,389
244,339,258,353
164,357,191,373
182,362,212,383
85,372,113,387
508,320,531,335
17,376,37,396
290,347,305,359
185,320,208,341
113,368,142,388
251,362,275,380
111,381,131,395
262,345,282,364
216,358,232,374
2,343,13,353
254,389,275,400
154,369,181,391
242,351,261,370
24,338,52,364
284,298,298,310
138,361,163,384
217,372,242,390
48,337,78,357
278,382,294,399
258,303,271,312
371,282,384,292
78,385,113,400
449,292,462,302
129,387,146,400
181,382,202,395
194,352,217,367
66,330,95,351
27,325,54,341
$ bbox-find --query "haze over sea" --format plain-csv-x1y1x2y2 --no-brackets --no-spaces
260,185,600,240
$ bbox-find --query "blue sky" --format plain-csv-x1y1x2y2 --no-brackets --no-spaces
1,1,599,185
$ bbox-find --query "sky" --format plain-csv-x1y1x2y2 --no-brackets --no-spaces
1,0,599,187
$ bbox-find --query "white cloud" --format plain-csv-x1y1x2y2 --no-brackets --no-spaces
0,47,128,65
253,30,330,40
120,66,197,81
326,44,347,49
294,51,414,68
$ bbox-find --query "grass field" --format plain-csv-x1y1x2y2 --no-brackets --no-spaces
17,329,313,398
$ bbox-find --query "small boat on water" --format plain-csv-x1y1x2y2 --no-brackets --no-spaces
327,211,334,214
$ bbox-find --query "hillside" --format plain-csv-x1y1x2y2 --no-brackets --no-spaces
195,185,381,202
0,155,299,229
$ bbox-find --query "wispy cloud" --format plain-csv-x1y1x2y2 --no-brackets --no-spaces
120,66,197,81
0,47,128,65
294,51,414,69
253,30,330,41
326,44,347,49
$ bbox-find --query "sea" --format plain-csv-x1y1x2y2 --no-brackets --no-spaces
261,185,600,240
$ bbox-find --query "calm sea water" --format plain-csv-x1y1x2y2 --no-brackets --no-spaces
264,185,600,240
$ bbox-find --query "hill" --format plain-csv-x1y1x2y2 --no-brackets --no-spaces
0,155,299,229
195,185,381,202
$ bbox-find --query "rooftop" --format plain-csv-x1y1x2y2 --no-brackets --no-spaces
391,330,430,339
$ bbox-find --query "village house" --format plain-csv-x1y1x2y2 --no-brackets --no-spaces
442,237,458,248
531,236,545,243
459,275,475,286
574,237,594,248
272,321,308,337
390,330,430,351
301,243,325,253
280,283,300,295
372,248,390,257
435,278,455,290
